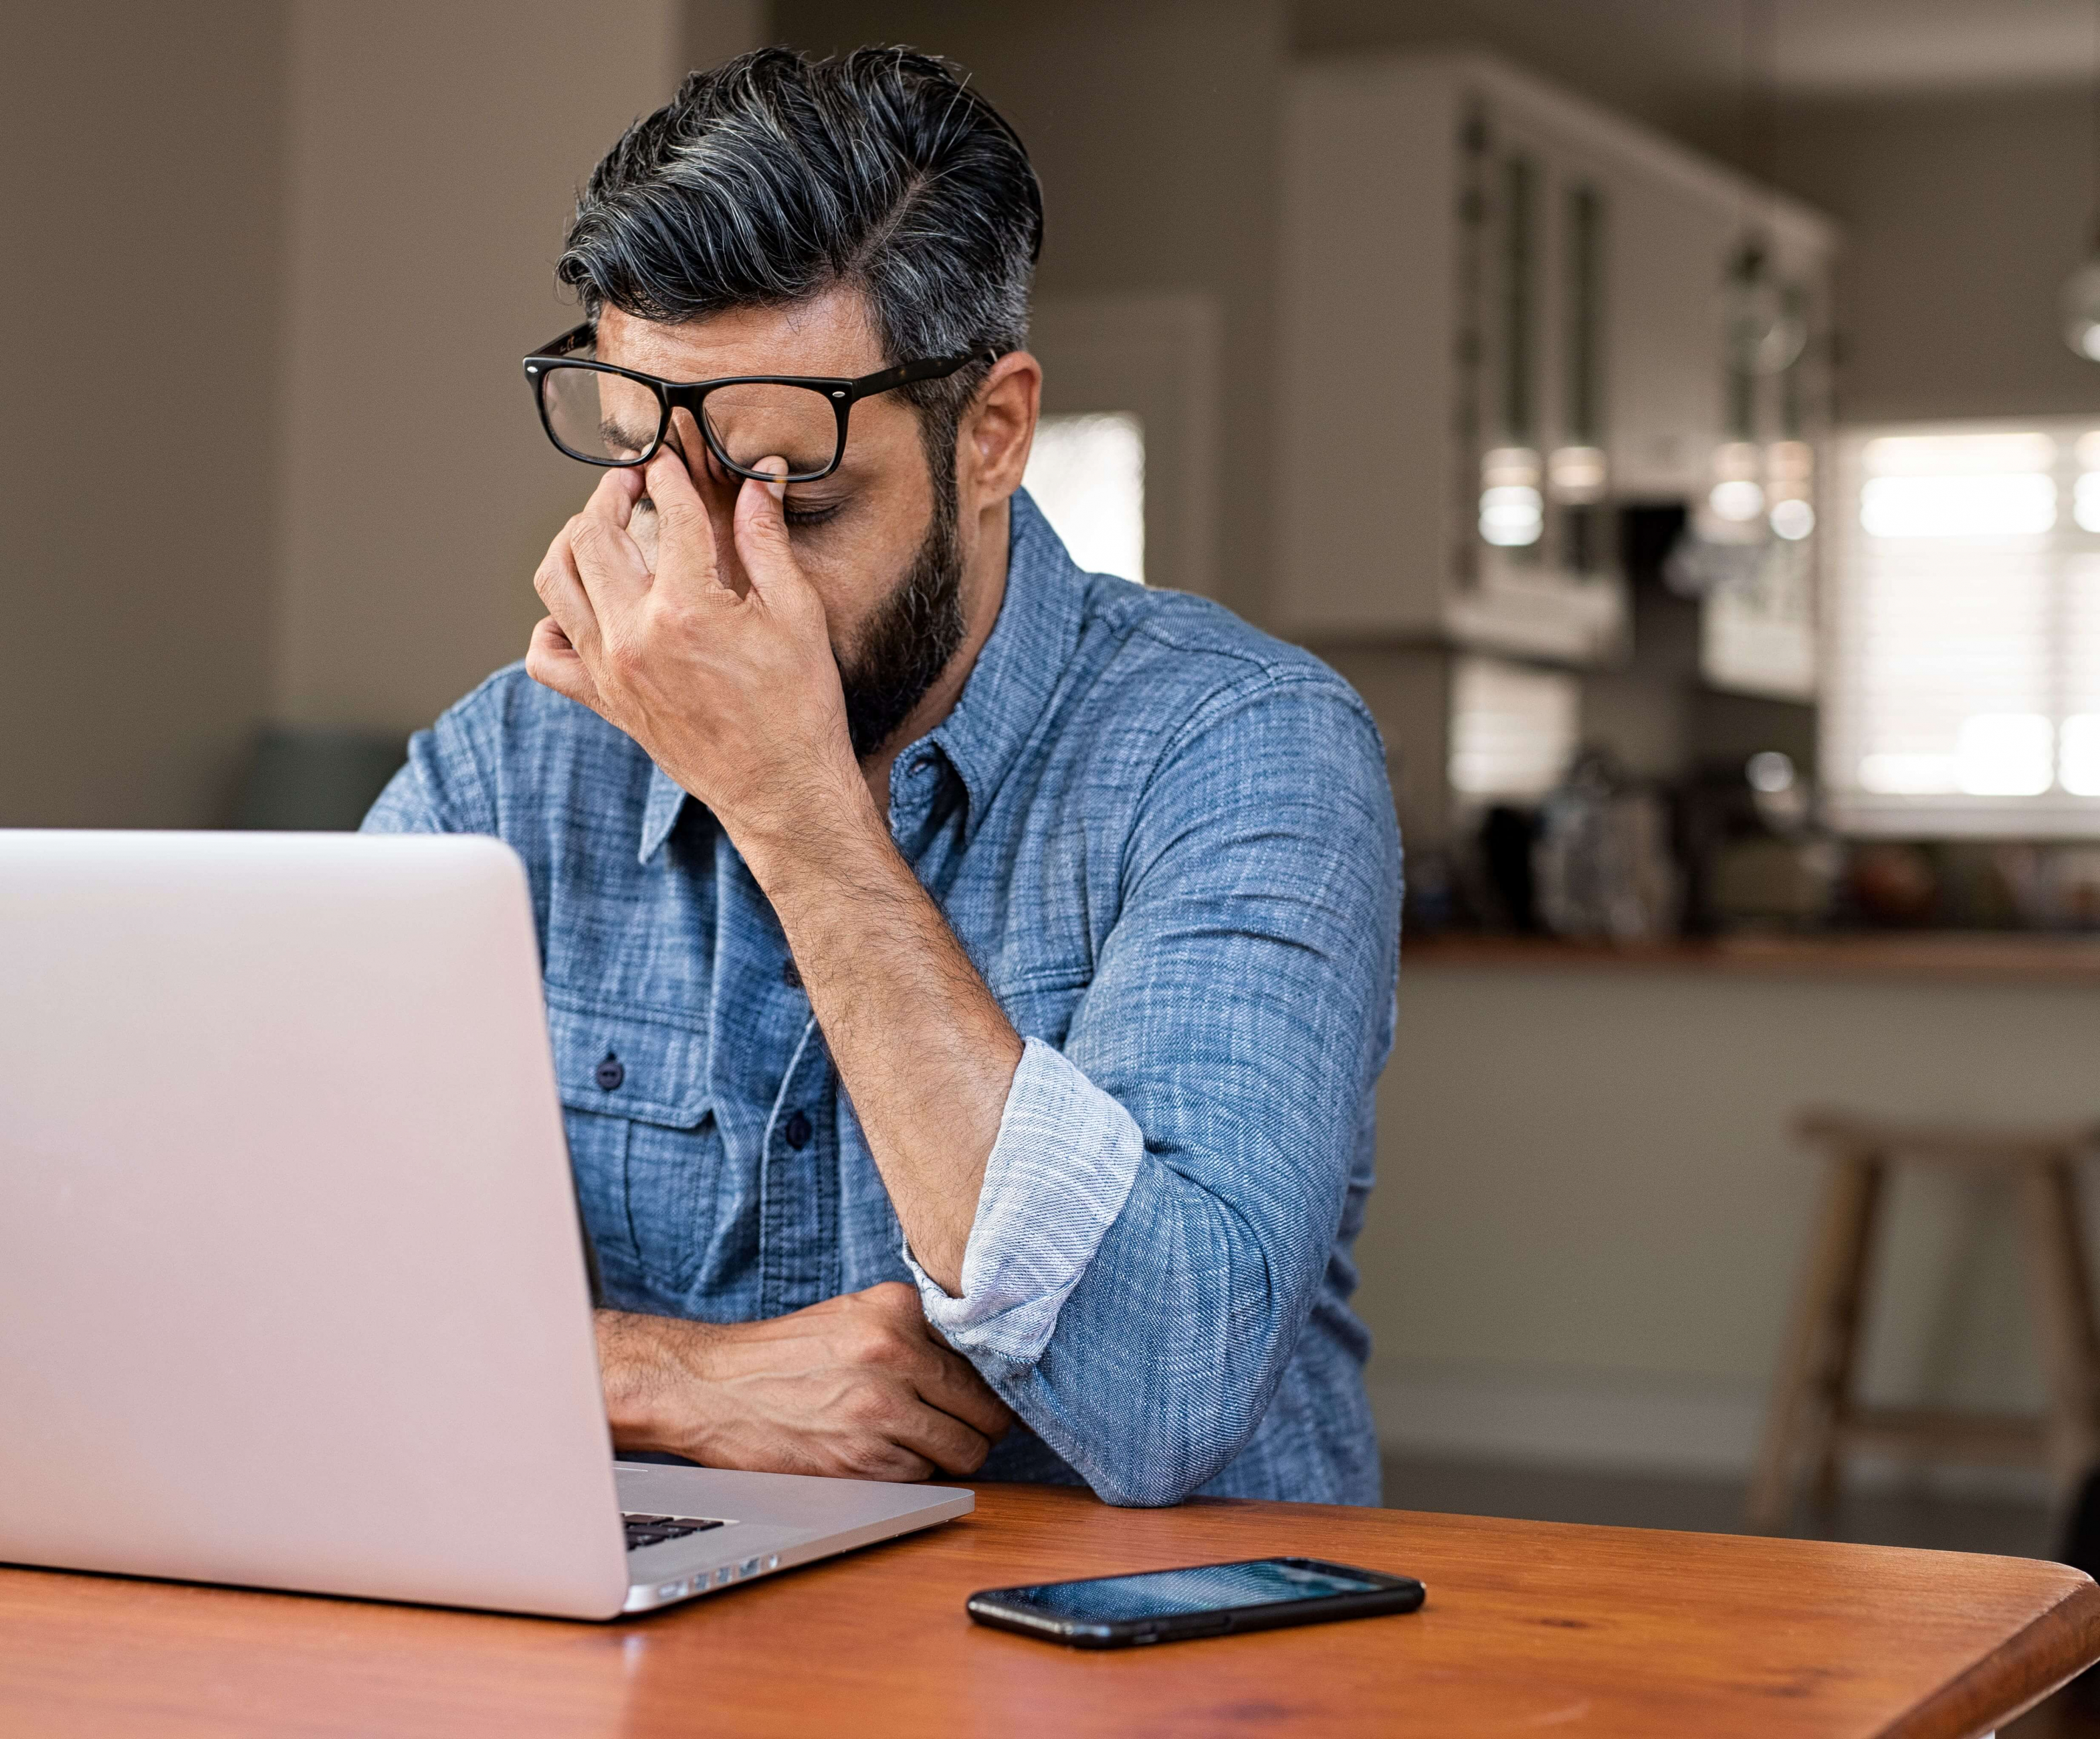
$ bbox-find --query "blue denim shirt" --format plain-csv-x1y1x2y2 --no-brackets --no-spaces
364,491,1400,1506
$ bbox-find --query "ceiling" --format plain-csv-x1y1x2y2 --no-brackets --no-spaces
1297,0,2100,145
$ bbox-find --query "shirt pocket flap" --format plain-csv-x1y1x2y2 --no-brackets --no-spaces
545,991,710,1130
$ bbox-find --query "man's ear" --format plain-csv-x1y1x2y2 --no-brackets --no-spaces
960,351,1042,504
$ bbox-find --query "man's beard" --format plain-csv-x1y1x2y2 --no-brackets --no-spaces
836,475,967,760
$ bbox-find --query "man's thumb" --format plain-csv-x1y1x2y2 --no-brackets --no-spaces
733,457,798,598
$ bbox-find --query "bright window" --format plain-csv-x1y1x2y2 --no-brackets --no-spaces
1824,419,2100,836
1448,655,1579,802
1023,412,1145,585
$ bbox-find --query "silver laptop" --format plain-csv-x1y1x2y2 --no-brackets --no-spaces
0,829,970,1620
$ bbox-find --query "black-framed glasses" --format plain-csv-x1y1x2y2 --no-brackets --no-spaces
523,323,992,482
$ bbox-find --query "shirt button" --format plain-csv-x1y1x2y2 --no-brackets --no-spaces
595,1052,625,1092
782,1110,813,1150
911,755,935,777
780,959,802,989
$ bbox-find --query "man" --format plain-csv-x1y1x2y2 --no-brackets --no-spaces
365,45,1400,1506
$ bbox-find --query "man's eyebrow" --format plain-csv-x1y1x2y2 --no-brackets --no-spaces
597,415,658,451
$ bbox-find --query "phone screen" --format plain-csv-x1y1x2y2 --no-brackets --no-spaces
1007,1559,1387,1623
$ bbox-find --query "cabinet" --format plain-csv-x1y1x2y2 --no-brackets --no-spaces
1277,52,1836,678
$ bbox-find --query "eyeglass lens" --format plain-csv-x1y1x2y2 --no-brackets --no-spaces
539,364,843,478
540,365,665,465
700,382,842,480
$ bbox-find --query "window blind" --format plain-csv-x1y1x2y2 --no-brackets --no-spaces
1824,419,2100,836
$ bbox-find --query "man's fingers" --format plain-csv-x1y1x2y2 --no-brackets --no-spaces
847,1441,939,1483
662,407,710,485
881,1398,993,1477
847,1281,1013,1443
732,457,800,605
581,463,645,531
524,616,605,712
533,530,603,664
918,1346,1016,1442
642,436,723,597
566,501,653,617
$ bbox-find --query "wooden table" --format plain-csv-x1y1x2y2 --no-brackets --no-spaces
6,1484,2098,1738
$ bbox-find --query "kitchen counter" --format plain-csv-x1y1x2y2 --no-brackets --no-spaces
1364,926,2100,1479
1403,930,2100,984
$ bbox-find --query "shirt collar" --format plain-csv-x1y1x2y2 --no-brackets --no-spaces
901,489,1085,844
639,758,690,865
637,488,1085,865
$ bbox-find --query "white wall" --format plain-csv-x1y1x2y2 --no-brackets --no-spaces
1363,962,2100,1478
274,0,759,734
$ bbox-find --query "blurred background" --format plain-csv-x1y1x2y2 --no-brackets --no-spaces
12,0,2100,1707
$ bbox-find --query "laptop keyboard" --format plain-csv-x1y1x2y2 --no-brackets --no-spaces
623,1512,728,1551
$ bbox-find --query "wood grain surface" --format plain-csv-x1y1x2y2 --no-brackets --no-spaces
5,1483,2097,1738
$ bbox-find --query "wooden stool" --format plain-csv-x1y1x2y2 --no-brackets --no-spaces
1746,1110,2100,1535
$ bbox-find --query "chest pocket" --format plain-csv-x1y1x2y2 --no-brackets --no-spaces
546,990,722,1298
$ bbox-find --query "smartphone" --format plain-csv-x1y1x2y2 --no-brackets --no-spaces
965,1556,1425,1649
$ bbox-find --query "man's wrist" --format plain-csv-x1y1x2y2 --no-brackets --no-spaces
597,1309,719,1449
727,766,893,898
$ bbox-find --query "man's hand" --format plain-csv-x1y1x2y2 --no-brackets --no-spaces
596,1283,1014,1481
528,419,1023,1294
526,432,867,847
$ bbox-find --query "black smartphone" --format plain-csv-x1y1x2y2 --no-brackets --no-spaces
965,1556,1425,1649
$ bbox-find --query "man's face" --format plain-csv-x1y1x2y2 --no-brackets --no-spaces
593,292,962,756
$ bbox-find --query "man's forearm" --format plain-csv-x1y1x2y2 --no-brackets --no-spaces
596,1308,706,1449
525,437,1021,1293
734,787,1022,1294
593,1290,1014,1479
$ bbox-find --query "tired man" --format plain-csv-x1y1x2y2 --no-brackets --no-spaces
365,46,1400,1506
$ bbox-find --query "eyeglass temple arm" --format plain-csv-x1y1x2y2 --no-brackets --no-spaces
526,322,596,363
846,350,1003,400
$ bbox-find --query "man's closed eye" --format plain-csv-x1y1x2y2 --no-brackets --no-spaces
784,497,847,530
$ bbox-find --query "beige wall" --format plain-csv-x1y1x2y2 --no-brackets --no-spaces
744,6,2100,1482
1294,0,1742,163
9,5,2093,1478
1366,964,2100,1473
0,5,286,827
770,0,1287,627
1777,87,2100,425
0,2,763,823
14,10,2093,805
1344,81,2100,1469
274,0,745,735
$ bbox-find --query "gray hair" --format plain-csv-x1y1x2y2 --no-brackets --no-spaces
556,46,1042,445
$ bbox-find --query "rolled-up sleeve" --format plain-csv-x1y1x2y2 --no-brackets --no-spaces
905,1037,1144,1360
917,670,1401,1507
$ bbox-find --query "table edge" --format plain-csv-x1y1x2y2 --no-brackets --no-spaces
1882,1572,2100,1739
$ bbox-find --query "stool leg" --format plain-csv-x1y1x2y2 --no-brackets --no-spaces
1746,1152,1883,1534
1810,1158,1884,1520
2017,1155,2100,1492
